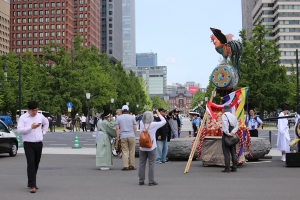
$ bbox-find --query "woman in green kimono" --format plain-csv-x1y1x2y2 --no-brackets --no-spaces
96,105,116,170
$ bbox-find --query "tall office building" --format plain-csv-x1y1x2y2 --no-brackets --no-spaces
0,0,10,55
136,66,167,97
241,0,257,37
241,0,300,73
136,52,157,66
122,0,136,70
100,0,122,62
74,0,100,50
10,0,100,56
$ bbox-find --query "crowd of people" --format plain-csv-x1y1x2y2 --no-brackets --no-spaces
16,99,295,193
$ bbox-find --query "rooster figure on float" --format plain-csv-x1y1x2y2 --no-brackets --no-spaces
193,28,252,166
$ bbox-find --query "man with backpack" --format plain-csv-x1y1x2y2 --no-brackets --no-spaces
247,109,263,137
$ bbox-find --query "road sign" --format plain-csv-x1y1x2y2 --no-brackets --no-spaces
67,102,73,108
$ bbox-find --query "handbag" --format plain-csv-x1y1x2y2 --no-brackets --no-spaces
224,114,239,147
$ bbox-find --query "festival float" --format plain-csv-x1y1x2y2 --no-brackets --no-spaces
184,28,252,173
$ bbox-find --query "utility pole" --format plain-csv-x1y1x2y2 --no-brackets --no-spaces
18,57,22,120
297,49,299,114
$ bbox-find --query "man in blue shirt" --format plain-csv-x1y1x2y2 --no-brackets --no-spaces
247,109,263,137
189,112,201,137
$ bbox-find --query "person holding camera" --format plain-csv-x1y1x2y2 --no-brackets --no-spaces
247,109,263,137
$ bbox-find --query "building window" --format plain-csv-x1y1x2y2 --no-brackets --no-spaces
39,40,43,45
39,25,43,30
39,18,43,22
39,3,43,8
56,25,61,29
22,40,27,45
51,2,55,7
39,11,43,15
56,10,61,14
45,17,49,22
45,32,49,37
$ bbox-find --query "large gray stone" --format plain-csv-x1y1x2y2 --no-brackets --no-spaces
134,137,271,161
135,137,197,160
245,137,271,160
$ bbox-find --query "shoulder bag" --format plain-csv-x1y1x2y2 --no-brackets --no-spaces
224,114,239,147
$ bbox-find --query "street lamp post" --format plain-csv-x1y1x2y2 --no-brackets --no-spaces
136,104,139,113
86,92,91,131
111,98,114,115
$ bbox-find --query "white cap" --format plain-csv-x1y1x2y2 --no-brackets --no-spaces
76,113,79,115
122,105,129,111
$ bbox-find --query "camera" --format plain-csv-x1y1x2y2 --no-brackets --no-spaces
251,125,255,130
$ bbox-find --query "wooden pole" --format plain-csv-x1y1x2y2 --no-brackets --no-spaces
184,88,216,174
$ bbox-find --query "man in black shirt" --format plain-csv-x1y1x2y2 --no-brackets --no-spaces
154,108,171,163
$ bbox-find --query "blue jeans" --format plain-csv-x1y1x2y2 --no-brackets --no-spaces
156,137,168,162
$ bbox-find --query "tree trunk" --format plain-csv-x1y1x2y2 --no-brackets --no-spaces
260,103,264,120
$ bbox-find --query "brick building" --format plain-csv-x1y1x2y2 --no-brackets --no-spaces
10,0,100,56
168,87,193,115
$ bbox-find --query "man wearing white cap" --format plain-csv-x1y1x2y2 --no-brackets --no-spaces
116,105,137,170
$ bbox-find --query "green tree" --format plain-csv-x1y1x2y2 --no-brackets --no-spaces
151,96,169,111
238,23,291,118
191,90,205,109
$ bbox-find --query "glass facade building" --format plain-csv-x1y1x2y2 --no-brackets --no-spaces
136,52,157,66
122,0,136,70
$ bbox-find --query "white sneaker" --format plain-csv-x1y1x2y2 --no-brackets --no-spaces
100,167,110,170
282,155,286,162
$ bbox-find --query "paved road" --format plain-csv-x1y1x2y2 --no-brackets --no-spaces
0,153,299,200
20,118,295,149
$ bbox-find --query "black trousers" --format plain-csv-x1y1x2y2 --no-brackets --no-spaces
82,122,87,131
250,129,258,137
222,134,237,170
23,141,43,188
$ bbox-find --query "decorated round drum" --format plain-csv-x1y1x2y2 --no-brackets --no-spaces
211,64,238,90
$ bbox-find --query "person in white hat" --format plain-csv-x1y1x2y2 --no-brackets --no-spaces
116,105,137,170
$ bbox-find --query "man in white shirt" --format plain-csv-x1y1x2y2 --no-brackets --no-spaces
80,113,87,132
17,100,49,193
221,105,239,173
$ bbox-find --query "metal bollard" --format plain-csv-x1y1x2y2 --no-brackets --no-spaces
269,131,272,144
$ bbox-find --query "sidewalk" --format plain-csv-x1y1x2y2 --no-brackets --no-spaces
17,147,282,157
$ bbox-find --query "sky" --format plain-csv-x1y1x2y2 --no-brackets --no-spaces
136,0,242,87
